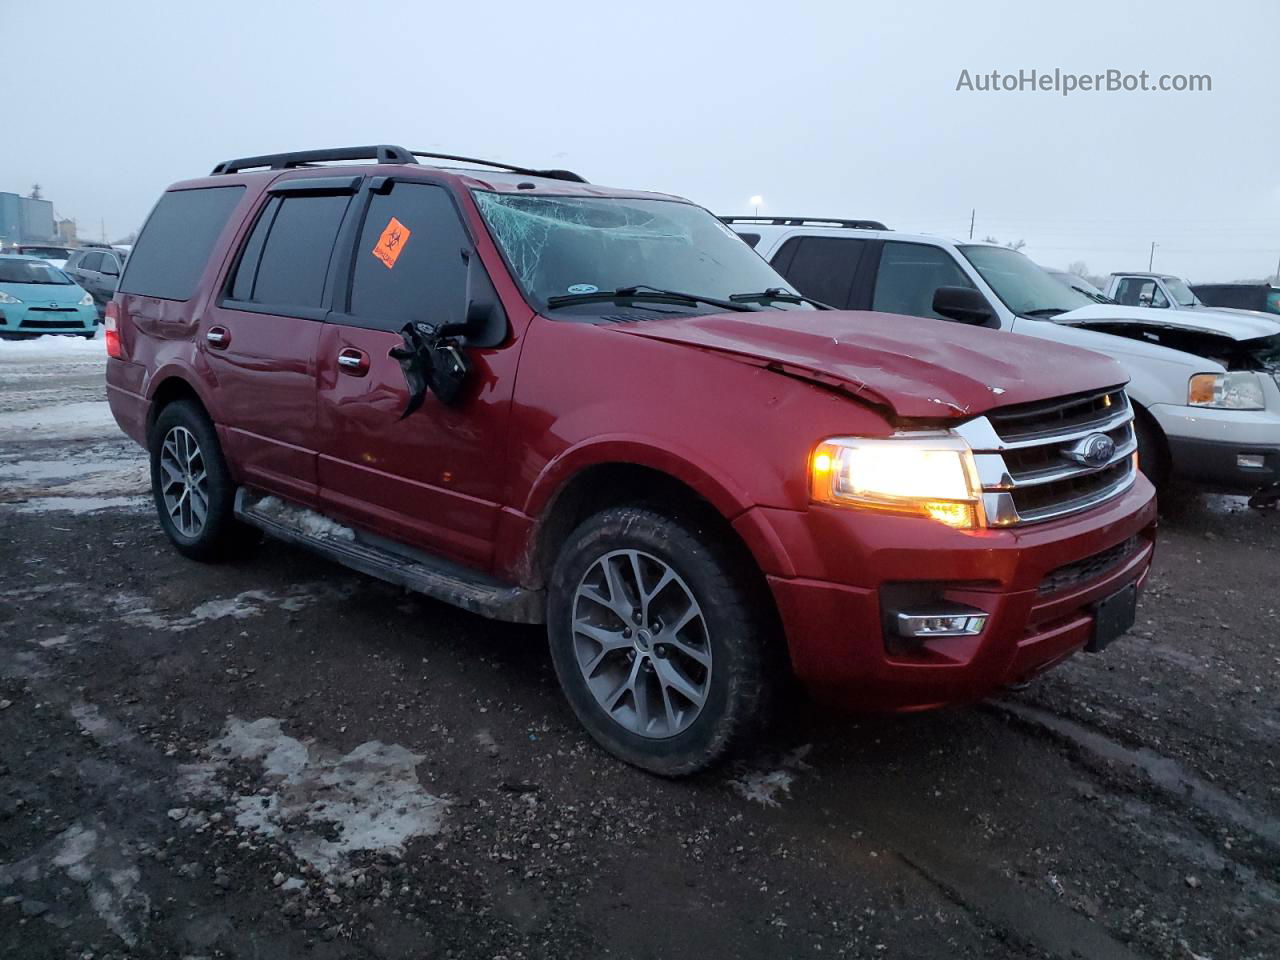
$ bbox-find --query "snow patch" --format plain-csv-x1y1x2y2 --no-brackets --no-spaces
728,743,814,808
0,400,120,442
0,332,104,357
51,824,149,946
181,717,449,876
106,586,331,633
10,494,149,515
254,495,356,541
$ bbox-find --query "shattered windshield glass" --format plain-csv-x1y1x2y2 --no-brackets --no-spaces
472,192,805,313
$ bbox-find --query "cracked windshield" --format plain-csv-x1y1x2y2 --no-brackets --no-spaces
473,192,809,312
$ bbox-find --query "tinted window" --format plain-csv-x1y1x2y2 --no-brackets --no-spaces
79,251,104,272
873,242,976,320
778,236,866,308
737,232,761,249
232,193,350,310
100,254,121,276
348,183,469,329
119,186,245,301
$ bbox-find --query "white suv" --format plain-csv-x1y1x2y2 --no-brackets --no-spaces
727,218,1280,499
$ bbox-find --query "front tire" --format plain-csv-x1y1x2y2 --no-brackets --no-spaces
1133,406,1169,490
547,505,773,776
148,400,246,561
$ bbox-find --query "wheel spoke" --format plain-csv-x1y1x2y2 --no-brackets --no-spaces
655,657,705,707
666,636,712,668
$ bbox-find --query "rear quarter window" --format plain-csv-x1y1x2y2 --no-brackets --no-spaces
119,186,246,301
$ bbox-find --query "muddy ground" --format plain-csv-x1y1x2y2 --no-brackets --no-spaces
0,342,1276,960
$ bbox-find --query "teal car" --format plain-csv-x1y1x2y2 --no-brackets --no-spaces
0,255,98,338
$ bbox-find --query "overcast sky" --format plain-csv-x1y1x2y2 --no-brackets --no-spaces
4,0,1277,281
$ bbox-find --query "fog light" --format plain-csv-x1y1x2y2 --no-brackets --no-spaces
1237,453,1265,470
896,608,988,638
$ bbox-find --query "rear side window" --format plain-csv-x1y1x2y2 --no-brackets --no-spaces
79,251,104,272
773,236,866,308
346,182,469,330
119,186,245,301
229,193,351,311
872,242,976,320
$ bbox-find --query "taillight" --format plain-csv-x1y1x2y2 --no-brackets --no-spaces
105,301,123,359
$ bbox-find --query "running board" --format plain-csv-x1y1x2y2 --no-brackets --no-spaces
234,489,544,624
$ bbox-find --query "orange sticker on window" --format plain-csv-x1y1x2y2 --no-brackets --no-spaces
372,217,411,269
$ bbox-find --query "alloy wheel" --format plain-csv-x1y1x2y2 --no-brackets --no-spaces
571,549,712,739
159,425,209,538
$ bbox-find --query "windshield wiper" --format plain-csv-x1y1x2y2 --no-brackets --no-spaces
1022,307,1070,318
729,288,831,309
1070,285,1113,304
544,285,754,313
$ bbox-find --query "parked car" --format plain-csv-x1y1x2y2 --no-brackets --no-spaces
1104,272,1280,324
1190,282,1280,316
726,218,1280,498
0,255,98,338
14,243,75,269
64,247,128,317
106,146,1156,774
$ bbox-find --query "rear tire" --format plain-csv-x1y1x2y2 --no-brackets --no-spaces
547,505,773,776
148,400,249,561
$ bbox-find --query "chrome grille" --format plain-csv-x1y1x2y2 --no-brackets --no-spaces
956,387,1138,527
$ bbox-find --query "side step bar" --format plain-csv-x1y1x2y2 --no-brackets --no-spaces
234,489,544,624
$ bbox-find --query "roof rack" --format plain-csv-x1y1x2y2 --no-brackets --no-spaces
211,145,417,175
210,144,589,183
409,151,587,183
719,216,889,231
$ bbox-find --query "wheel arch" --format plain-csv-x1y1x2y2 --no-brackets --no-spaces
145,374,212,440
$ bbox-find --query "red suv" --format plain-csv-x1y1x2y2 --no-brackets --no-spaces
105,145,1157,774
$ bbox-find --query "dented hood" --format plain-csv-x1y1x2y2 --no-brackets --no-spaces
1056,304,1280,340
613,310,1126,420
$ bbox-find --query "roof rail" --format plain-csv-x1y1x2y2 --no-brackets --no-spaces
409,151,588,184
719,216,889,231
211,145,417,175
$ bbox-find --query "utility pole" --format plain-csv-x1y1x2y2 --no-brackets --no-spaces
969,208,975,240
1148,241,1157,271
1273,251,1279,284
101,219,106,243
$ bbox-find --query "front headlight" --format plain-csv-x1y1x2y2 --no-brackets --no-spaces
1188,372,1265,410
79,292,94,306
811,435,985,528
0,290,21,304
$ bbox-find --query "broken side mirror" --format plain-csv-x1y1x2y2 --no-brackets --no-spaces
932,286,997,326
437,249,507,347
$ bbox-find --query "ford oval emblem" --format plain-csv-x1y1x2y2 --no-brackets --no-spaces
1068,433,1116,467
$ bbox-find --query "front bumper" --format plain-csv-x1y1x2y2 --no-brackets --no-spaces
1149,400,1280,490
0,302,97,335
748,478,1157,711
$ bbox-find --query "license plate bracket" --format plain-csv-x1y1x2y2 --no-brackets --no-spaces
1088,583,1137,652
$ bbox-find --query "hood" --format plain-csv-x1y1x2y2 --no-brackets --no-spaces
1056,303,1280,341
1,281,86,305
611,310,1127,420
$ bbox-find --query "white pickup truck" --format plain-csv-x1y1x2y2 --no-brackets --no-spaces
725,218,1280,501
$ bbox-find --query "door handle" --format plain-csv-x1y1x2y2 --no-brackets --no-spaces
206,326,230,348
337,347,370,376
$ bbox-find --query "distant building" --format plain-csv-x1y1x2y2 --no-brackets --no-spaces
56,218,77,244
0,191,56,245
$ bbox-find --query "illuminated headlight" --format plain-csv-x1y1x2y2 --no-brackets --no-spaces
78,292,94,306
1188,372,1265,410
0,290,21,304
811,435,985,528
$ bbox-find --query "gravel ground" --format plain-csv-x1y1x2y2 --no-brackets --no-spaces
0,342,1276,960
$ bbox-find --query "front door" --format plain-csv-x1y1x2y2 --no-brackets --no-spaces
315,179,518,570
203,183,358,504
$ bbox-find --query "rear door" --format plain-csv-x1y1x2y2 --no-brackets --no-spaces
203,177,360,504
76,251,106,300
315,178,517,569
767,235,869,308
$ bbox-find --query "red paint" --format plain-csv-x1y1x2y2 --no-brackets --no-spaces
107,161,1157,711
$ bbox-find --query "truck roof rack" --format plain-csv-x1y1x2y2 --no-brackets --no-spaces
211,145,417,175
409,151,588,184
210,144,589,184
719,216,889,231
